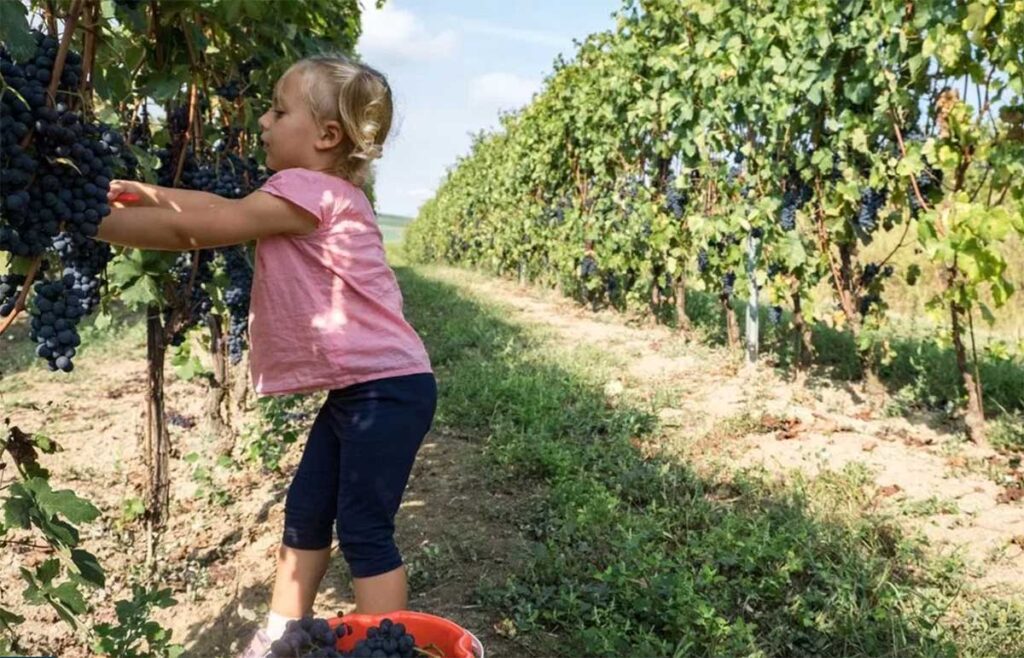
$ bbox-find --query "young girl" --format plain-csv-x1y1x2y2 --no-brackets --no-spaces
97,55,436,658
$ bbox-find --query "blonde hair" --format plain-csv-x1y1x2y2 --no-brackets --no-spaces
282,55,393,187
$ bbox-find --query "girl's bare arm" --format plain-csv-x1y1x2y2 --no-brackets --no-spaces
108,180,224,212
97,191,318,251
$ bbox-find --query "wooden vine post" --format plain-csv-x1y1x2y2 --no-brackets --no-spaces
204,313,232,454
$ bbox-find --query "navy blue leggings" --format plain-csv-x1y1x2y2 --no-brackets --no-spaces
283,372,437,578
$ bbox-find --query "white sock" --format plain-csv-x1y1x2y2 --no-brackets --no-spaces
264,610,298,642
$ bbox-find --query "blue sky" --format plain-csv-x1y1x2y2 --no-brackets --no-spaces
356,0,620,217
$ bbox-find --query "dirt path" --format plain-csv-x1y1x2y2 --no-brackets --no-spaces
436,268,1024,597
2,265,1022,657
1,331,523,657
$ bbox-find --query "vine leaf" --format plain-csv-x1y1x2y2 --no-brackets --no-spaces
0,1,33,60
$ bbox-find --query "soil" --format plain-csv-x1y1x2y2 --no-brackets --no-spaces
1,266,1021,657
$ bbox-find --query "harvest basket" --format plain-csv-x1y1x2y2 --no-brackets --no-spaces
328,610,484,658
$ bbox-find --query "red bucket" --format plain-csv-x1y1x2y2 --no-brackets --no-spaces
327,611,484,658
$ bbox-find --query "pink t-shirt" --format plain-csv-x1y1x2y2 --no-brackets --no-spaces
248,168,432,395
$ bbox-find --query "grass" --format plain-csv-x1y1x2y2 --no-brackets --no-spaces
0,304,146,387
2,240,1019,656
377,213,413,246
650,287,1024,420
392,252,1022,658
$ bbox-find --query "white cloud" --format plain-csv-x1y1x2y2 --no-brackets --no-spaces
358,2,457,63
468,72,540,112
406,187,435,201
452,16,568,48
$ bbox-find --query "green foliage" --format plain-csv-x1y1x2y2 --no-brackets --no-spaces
184,451,234,506
243,394,313,471
92,585,183,658
6,0,366,344
2,1,369,653
408,0,1024,426
1,424,105,646
397,262,992,657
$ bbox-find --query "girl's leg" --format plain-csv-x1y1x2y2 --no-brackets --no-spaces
331,373,438,613
274,402,343,616
265,549,408,618
352,564,408,614
269,545,332,617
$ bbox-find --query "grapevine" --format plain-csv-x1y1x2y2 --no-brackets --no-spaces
407,0,1024,445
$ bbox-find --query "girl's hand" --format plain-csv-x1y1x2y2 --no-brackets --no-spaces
107,179,133,203
109,180,160,207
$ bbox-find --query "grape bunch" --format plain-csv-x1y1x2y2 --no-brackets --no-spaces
268,615,422,658
215,125,243,154
167,105,190,137
859,262,894,287
580,253,598,279
545,197,569,226
855,187,887,234
28,277,84,372
189,152,257,199
779,179,811,231
343,617,419,658
128,104,151,148
269,615,346,657
665,186,687,219
53,231,111,315
163,251,214,347
0,274,26,317
769,305,783,325
1,32,122,372
240,56,262,82
696,249,709,273
858,293,881,316
860,262,881,286
720,271,736,299
215,79,243,101
219,246,252,364
908,164,943,217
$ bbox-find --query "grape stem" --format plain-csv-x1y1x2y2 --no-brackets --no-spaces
871,218,912,290
172,82,198,187
0,537,56,551
43,0,58,36
17,0,85,153
811,176,852,319
46,0,84,107
891,111,945,238
78,0,100,109
0,256,43,336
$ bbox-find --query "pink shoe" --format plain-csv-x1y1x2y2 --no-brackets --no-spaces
238,628,272,658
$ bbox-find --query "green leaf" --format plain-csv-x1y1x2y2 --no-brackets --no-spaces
34,481,101,524
37,559,61,585
120,277,161,307
850,128,869,154
979,303,996,325
780,232,807,269
71,549,106,587
92,311,113,331
0,1,35,60
52,581,87,615
54,158,84,175
120,497,146,523
0,606,26,631
144,74,186,102
32,434,59,454
3,493,32,530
